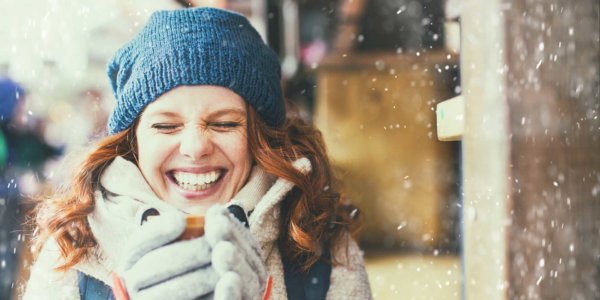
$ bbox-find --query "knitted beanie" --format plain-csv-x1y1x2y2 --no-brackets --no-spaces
107,7,284,135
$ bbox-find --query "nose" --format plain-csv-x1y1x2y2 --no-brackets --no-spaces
179,127,214,161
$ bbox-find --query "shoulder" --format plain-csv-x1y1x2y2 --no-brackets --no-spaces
327,234,373,299
23,238,80,300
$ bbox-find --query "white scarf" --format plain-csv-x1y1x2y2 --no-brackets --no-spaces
25,156,372,300
79,156,311,296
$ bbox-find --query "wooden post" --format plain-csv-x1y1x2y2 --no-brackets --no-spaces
461,0,510,298
462,0,600,298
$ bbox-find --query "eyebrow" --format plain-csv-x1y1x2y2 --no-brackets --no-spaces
145,108,246,119
206,108,246,118
145,111,180,119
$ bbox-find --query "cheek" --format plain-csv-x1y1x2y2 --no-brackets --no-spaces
217,134,251,172
136,132,172,178
231,136,251,164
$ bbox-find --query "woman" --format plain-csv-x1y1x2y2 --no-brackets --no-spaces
25,7,371,300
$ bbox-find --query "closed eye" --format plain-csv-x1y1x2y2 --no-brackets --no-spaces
208,122,242,130
151,123,181,132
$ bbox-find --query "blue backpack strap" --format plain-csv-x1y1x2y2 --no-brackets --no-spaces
283,249,332,300
77,271,115,300
304,253,332,300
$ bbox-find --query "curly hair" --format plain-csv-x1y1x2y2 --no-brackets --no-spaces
247,107,360,270
32,127,137,271
32,105,360,272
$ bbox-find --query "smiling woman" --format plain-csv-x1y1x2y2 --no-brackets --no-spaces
136,86,252,215
24,7,372,300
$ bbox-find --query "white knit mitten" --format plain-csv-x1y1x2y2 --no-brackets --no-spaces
205,205,268,300
118,211,218,300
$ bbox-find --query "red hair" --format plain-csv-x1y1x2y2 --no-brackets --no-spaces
247,107,360,270
32,128,137,271
32,105,359,272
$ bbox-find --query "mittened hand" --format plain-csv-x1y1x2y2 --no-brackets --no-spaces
205,205,268,300
118,211,218,300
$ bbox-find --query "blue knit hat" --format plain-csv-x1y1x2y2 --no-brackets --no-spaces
107,7,284,135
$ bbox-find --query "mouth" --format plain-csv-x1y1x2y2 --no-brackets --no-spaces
167,169,225,192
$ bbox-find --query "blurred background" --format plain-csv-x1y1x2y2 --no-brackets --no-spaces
0,0,598,299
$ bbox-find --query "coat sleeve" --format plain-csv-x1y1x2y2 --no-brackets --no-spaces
326,234,373,300
22,238,80,300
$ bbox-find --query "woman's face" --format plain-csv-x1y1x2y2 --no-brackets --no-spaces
135,85,252,215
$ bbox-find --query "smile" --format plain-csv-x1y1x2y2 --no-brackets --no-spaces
172,170,222,192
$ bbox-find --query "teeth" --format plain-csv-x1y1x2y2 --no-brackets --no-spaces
180,182,213,191
173,170,221,191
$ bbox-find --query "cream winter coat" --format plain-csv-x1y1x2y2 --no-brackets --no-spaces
24,157,372,299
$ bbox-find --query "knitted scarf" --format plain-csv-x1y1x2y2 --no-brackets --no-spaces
24,157,372,299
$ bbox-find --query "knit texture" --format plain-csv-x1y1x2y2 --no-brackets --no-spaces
107,7,284,134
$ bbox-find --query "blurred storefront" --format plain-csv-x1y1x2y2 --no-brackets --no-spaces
1,0,598,299
1,1,462,298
